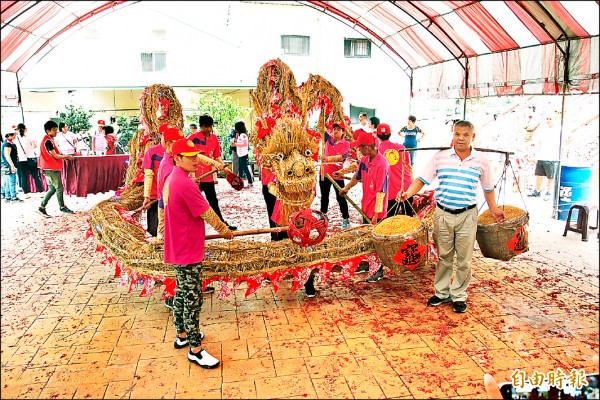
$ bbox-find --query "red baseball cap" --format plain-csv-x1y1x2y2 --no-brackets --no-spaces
376,123,391,136
172,139,200,157
97,120,105,126
350,131,376,147
158,123,174,134
332,122,345,130
164,127,184,142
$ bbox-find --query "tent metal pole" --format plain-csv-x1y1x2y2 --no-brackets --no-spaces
16,77,25,123
553,40,570,219
462,58,469,119
408,72,413,115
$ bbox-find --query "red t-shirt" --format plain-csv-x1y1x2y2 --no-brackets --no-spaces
141,143,165,199
188,133,221,182
163,166,210,265
355,152,389,219
377,140,412,199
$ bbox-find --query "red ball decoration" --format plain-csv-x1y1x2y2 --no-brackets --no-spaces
287,209,328,247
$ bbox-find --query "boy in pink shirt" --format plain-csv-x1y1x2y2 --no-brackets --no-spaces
338,131,389,282
163,138,233,368
375,123,414,217
320,122,351,229
156,127,185,241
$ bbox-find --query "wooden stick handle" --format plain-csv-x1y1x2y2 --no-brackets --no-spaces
326,174,371,223
205,226,288,240
131,199,158,216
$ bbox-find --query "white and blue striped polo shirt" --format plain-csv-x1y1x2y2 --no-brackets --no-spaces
418,148,494,210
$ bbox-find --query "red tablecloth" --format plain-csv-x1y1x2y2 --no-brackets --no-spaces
61,155,129,197
28,155,129,197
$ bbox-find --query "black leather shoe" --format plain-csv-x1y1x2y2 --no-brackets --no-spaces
453,301,467,313
225,222,237,231
427,295,452,307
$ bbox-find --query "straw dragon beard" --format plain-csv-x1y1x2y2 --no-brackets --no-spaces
260,118,319,226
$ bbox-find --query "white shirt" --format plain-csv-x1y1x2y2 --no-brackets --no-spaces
55,131,77,155
14,135,37,161
236,133,249,157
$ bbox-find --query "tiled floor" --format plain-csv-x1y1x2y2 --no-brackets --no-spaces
1,185,598,399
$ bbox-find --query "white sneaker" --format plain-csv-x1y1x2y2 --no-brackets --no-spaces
188,349,220,369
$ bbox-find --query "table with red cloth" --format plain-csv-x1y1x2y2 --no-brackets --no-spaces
29,155,129,197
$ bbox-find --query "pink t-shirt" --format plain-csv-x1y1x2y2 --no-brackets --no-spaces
189,133,222,182
163,167,211,265
377,140,413,199
157,152,175,209
355,152,390,219
141,143,165,199
322,137,350,178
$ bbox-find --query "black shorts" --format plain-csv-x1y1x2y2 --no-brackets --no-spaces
534,160,557,179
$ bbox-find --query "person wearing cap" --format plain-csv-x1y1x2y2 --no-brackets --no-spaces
156,127,186,241
338,130,389,282
376,123,414,218
397,120,505,314
320,122,351,229
163,138,234,369
2,131,22,203
189,114,237,231
399,115,426,166
92,120,107,155
141,123,172,237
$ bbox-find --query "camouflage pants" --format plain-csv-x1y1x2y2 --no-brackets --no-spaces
172,263,204,348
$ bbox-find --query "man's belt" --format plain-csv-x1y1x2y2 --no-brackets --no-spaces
437,203,477,214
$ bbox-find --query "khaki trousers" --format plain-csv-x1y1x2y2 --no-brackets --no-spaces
157,206,165,239
432,206,478,302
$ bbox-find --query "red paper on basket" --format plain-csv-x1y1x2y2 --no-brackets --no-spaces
506,225,529,254
392,239,425,269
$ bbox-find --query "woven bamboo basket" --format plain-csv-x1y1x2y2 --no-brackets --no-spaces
371,216,428,272
476,208,529,261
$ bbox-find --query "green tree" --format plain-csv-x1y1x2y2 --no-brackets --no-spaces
116,114,140,153
187,91,250,160
58,104,94,135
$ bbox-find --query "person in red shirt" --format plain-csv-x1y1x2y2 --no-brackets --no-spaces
320,122,350,229
163,138,233,368
37,120,75,217
104,126,118,155
375,123,414,217
188,114,237,231
338,130,389,283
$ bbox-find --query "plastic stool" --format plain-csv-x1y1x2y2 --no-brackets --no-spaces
563,204,599,242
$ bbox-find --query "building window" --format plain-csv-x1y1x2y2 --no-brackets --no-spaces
281,35,310,56
344,38,371,58
141,52,167,72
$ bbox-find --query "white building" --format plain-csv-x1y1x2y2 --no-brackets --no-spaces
7,1,410,143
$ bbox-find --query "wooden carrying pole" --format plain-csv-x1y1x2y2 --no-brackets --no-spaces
326,174,371,223
206,226,289,240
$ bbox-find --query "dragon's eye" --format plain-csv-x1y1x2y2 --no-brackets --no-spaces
286,169,294,177
304,149,313,157
305,166,312,174
276,153,284,162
